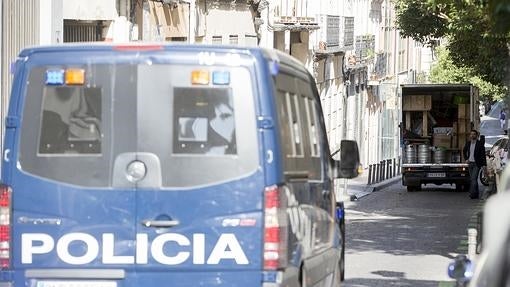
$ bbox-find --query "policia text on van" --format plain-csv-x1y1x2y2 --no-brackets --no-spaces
0,44,360,287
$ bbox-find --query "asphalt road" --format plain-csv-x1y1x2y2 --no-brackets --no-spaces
342,183,483,287
339,101,503,286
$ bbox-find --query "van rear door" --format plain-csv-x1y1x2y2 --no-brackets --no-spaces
133,63,264,284
11,61,138,280
8,50,264,286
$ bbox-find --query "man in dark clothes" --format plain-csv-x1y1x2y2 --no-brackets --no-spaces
463,130,486,199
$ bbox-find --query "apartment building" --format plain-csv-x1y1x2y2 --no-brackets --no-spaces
0,0,432,172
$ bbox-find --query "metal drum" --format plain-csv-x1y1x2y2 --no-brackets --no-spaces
418,144,431,163
433,148,447,164
405,144,417,163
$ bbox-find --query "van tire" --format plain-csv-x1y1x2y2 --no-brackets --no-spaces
340,249,345,281
300,266,307,287
406,185,420,192
340,216,345,281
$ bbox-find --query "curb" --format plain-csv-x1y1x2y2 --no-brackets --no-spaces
347,175,401,201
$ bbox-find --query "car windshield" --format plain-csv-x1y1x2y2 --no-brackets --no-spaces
19,63,259,187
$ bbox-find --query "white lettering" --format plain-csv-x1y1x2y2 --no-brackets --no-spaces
136,233,148,264
192,234,205,264
207,234,248,265
102,234,134,264
21,232,249,266
56,233,98,265
21,233,54,264
151,233,190,265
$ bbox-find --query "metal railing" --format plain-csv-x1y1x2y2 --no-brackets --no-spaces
367,157,401,185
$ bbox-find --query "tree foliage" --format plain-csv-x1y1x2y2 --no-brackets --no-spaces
429,47,507,101
394,1,448,45
395,0,510,94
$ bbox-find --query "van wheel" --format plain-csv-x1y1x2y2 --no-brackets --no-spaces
340,216,345,281
340,248,345,282
300,266,307,287
406,185,420,192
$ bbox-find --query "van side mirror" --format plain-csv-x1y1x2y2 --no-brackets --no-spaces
334,140,360,179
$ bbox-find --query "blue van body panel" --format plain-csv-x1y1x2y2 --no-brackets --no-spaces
1,44,342,287
250,51,283,187
134,173,264,271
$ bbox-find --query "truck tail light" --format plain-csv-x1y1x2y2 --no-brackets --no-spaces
264,185,288,270
0,185,11,269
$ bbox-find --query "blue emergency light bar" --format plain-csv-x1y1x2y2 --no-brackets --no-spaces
212,71,230,85
45,69,65,85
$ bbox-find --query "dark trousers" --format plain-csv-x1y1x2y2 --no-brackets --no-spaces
468,162,480,198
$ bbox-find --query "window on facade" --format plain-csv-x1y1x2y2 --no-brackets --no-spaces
212,36,222,44
229,35,239,45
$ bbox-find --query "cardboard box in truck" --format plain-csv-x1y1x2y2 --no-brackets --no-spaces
400,84,479,192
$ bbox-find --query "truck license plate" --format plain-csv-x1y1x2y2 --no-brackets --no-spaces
427,172,446,177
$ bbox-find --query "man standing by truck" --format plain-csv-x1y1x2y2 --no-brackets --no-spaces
463,130,486,199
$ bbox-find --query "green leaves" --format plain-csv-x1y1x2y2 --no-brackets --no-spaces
395,0,510,100
430,47,507,101
395,0,448,45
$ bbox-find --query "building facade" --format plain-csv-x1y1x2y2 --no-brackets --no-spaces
0,0,433,173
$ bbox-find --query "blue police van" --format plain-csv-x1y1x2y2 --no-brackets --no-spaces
0,44,360,287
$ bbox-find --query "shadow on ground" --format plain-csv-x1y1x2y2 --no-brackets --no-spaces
343,277,444,287
345,185,481,259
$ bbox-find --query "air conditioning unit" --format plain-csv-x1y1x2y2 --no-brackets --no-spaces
341,16,355,49
316,15,340,49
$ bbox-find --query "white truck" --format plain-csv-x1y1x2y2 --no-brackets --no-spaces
400,84,480,191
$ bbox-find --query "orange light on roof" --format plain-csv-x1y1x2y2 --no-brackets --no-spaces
191,70,209,85
65,68,85,85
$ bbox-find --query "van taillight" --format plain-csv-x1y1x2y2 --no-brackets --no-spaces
264,185,288,270
0,185,11,269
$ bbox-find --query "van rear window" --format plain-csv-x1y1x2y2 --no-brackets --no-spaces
39,87,102,155
19,63,258,188
173,87,236,155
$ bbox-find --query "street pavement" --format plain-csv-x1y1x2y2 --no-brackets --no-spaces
338,101,505,286
341,182,482,287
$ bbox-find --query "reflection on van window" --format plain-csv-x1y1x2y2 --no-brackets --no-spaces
173,87,236,155
38,87,102,154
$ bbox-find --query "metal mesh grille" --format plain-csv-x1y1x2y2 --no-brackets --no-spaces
64,20,102,43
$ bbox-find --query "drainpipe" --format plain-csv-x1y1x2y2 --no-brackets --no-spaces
257,0,273,48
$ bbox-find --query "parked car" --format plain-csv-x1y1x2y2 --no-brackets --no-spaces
485,137,509,193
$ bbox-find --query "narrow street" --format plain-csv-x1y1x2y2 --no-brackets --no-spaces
341,101,505,287
342,183,481,286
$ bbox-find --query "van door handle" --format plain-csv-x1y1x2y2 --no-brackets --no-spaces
141,220,180,228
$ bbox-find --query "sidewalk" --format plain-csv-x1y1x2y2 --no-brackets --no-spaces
336,168,402,202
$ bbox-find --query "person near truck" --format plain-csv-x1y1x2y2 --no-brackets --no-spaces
463,129,486,199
